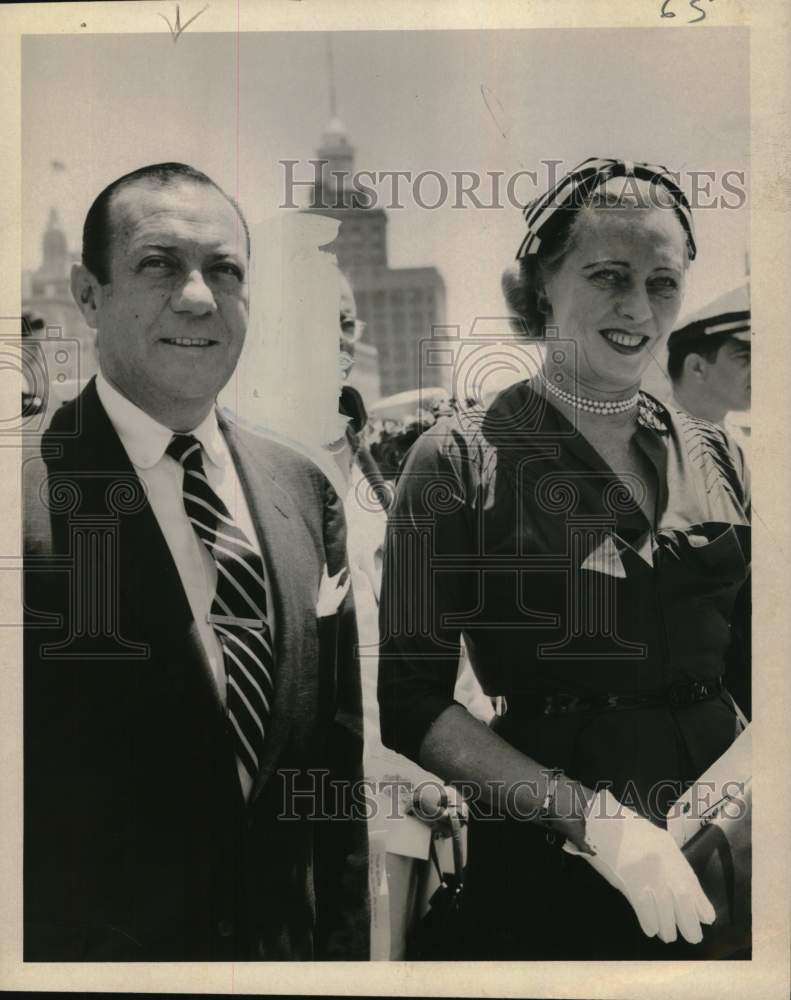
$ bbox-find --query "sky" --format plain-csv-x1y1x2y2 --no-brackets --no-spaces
22,27,749,331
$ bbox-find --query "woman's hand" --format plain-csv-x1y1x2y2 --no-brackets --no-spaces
564,789,716,944
411,783,466,838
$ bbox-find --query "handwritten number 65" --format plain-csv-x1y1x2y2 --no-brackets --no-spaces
661,0,713,23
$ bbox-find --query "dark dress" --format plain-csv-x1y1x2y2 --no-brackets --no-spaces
377,382,750,960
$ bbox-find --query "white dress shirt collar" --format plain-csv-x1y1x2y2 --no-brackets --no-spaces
96,371,227,470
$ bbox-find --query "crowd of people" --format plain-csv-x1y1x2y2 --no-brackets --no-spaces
22,155,751,962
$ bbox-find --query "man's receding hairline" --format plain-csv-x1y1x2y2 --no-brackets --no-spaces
104,175,247,258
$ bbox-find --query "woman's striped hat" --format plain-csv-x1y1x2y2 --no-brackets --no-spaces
516,157,697,262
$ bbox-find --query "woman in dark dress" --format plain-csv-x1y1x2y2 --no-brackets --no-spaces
377,157,750,960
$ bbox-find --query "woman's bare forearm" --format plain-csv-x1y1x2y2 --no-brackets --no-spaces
418,704,594,850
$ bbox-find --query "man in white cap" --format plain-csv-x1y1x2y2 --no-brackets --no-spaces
667,310,751,450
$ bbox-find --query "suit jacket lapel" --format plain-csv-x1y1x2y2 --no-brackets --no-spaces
47,379,225,715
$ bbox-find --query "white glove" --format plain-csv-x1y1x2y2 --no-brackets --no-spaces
563,789,716,944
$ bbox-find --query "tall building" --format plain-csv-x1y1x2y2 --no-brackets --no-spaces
23,207,97,403
303,104,447,399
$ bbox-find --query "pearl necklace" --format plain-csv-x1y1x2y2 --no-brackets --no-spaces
540,373,639,415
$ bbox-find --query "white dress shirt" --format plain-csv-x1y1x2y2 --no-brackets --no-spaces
97,371,273,799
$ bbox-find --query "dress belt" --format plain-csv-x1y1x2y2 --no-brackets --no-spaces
503,676,726,719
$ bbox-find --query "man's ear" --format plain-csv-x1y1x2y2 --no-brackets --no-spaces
683,352,708,382
71,263,105,330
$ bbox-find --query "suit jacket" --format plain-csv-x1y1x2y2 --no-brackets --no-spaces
23,378,369,961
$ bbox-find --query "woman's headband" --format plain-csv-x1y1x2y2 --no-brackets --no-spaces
515,157,697,262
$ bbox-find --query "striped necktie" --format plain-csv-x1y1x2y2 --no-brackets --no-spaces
167,433,274,786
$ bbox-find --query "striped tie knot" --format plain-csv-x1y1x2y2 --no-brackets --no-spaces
167,433,204,472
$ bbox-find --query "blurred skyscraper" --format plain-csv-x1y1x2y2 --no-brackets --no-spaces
303,54,447,400
22,204,97,406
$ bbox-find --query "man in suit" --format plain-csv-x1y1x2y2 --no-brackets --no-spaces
23,163,369,961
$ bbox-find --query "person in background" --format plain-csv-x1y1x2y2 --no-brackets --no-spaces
323,272,389,597
666,309,752,716
327,281,491,957
21,312,46,417
667,309,751,453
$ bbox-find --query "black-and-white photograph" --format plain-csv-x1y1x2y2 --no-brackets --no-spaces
3,2,789,995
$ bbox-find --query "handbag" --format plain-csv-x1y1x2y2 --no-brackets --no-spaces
681,777,751,958
670,724,752,958
405,807,465,960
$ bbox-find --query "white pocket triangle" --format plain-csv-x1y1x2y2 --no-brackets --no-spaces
580,534,627,578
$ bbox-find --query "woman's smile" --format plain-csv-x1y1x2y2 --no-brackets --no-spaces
599,328,651,354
